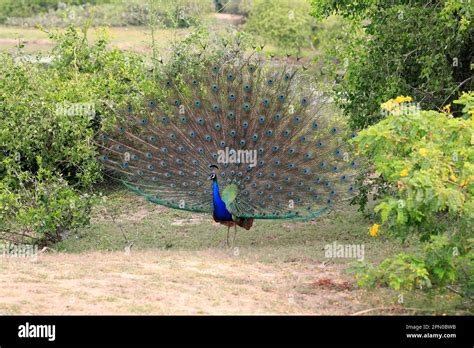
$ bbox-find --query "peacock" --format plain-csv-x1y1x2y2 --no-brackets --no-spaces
97,47,358,246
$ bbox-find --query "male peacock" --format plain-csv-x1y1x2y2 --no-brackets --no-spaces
97,49,358,246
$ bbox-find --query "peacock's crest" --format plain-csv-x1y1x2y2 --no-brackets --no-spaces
97,50,358,222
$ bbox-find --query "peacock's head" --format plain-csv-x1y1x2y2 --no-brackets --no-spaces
208,164,219,181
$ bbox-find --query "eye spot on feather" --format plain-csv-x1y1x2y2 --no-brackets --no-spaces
227,111,235,119
274,113,282,121
266,129,273,136
293,116,301,124
145,152,153,159
301,97,308,106
117,126,125,134
284,73,291,81
248,65,256,73
258,115,265,124
204,135,212,142
227,73,234,81
267,79,273,86
197,117,204,125
243,103,251,112
331,127,337,134
212,104,219,112
278,95,285,102
214,122,222,130
212,84,219,92
212,66,219,73
116,144,124,151
197,147,204,154
317,142,323,148
242,120,249,129
262,99,270,107
161,116,169,124
272,146,279,152
194,100,201,108
312,122,318,129
228,93,236,101
174,99,181,106
169,133,176,140
283,129,290,137
240,139,246,146
127,105,133,112
189,131,196,138
252,133,259,141
219,140,226,148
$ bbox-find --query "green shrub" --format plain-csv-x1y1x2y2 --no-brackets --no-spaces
3,0,213,28
0,25,155,246
243,0,315,54
0,0,111,24
350,95,473,299
352,95,473,239
0,165,96,246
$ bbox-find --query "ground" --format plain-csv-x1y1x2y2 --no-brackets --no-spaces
0,187,466,315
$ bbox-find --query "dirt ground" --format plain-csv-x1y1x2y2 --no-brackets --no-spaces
0,249,391,315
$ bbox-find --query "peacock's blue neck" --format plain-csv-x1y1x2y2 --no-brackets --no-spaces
212,178,233,221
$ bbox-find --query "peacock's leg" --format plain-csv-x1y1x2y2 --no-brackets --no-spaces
226,226,230,247
232,224,237,247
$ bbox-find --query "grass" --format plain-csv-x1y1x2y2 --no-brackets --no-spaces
0,25,190,53
19,186,460,315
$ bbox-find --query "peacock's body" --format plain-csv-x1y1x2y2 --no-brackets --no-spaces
97,49,358,242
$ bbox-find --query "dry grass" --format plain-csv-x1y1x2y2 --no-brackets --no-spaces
0,249,394,315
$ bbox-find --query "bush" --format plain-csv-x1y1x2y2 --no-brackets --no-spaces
0,165,96,246
0,0,111,23
311,0,473,129
243,0,315,54
0,25,155,246
3,0,213,28
350,94,473,299
352,95,473,239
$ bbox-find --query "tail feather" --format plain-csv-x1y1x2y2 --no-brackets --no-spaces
97,51,358,220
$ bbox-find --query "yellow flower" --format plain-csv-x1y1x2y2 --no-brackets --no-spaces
460,180,468,188
442,104,451,114
369,224,379,237
405,96,412,102
450,174,458,182
400,169,409,177
419,148,428,157
395,96,405,103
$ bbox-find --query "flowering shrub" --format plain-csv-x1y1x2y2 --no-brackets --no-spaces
351,94,473,299
354,95,473,239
